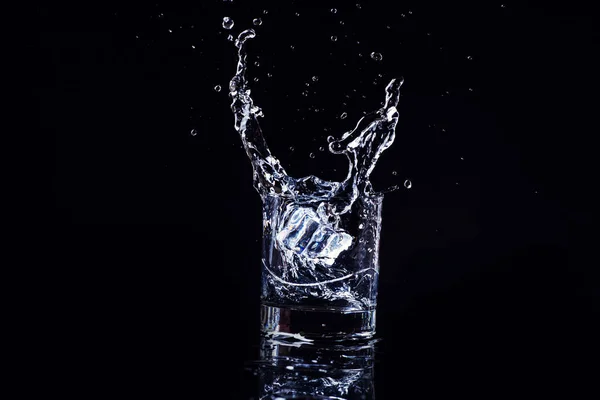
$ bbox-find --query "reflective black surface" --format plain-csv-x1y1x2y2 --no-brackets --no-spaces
41,0,596,397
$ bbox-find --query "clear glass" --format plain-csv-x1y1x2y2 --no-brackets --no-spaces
260,193,384,340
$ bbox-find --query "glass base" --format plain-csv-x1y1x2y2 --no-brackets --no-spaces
261,304,376,341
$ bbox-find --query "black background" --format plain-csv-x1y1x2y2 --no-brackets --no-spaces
39,0,597,397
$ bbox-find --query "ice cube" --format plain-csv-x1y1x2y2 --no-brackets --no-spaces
276,205,353,266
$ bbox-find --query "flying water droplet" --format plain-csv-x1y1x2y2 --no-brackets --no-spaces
371,52,383,61
289,146,295,151
340,112,348,119
253,18,262,26
253,77,259,82
295,12,300,17
263,9,269,14
312,76,319,82
331,35,337,42
168,29,173,33
319,146,325,151
214,85,222,92
392,170,397,175
190,129,198,136
327,135,335,143
267,72,272,78
309,153,316,159
222,17,234,29
331,8,337,14
290,45,295,50
467,55,473,60
340,21,345,25
356,3,362,9
227,34,234,41
404,179,412,189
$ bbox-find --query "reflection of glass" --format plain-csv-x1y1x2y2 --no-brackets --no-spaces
256,337,376,399
261,195,383,340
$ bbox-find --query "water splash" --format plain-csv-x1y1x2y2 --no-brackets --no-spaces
229,29,402,210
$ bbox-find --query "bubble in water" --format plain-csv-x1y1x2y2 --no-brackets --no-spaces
340,112,348,119
331,35,337,42
289,146,294,151
290,45,295,50
190,129,198,136
253,77,259,82
404,179,412,189
371,52,383,61
253,18,262,26
222,17,234,29
309,153,316,159
319,146,325,151
312,76,319,82
467,55,473,60
331,8,337,14
392,170,397,175
295,12,300,17
340,21,345,25
263,9,269,14
267,72,273,78
214,85,222,92
327,135,335,143
358,223,364,229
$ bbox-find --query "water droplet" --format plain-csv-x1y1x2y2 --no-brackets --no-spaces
401,13,406,18
222,17,234,30
340,20,345,25
386,25,391,29
356,3,362,9
371,52,383,61
168,29,173,33
331,8,337,13
367,248,373,253
331,35,337,42
214,85,222,92
190,129,197,136
392,170,397,175
263,9,269,14
309,153,316,158
501,4,506,8
267,72,272,78
327,135,335,143
191,45,195,49
359,223,364,229
409,10,413,14
253,18,262,26
312,76,319,82
285,366,294,370
404,179,412,189
359,238,365,244
319,146,325,151
290,45,295,50
253,77,259,82
340,112,348,119
468,87,473,92
467,55,473,60
295,12,300,17
289,146,294,151
227,34,234,41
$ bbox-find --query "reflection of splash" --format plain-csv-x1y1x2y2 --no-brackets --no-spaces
255,337,376,399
